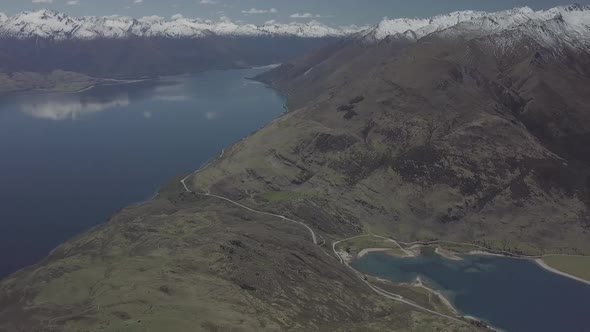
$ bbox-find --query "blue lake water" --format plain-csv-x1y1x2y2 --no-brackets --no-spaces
352,251,590,332
0,68,284,278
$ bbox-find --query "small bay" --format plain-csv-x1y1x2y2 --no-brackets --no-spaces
352,251,590,332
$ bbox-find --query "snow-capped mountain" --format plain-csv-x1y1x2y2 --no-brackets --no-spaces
1,5,588,79
361,4,590,50
0,9,364,40
3,5,587,47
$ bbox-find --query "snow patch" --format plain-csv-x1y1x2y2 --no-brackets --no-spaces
360,5,590,51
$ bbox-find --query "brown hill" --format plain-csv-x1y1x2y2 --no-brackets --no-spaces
195,31,590,255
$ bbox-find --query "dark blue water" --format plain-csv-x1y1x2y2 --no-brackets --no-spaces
0,68,284,278
352,251,590,332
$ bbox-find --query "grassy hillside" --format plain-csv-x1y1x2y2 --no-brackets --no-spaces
0,180,482,331
190,36,590,256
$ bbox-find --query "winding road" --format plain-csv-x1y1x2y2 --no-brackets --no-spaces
342,234,589,260
180,149,585,329
180,150,322,246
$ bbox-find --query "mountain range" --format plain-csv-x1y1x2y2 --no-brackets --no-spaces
248,3,590,254
0,9,363,40
1,4,590,332
0,11,361,85
0,5,588,46
1,5,588,82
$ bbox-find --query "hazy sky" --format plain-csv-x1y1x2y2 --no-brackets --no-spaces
2,0,588,26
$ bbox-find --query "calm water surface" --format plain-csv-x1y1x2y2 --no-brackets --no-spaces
352,251,590,332
0,68,284,278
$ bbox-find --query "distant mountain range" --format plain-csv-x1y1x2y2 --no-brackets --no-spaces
0,10,365,82
1,5,589,46
0,5,588,81
0,9,363,40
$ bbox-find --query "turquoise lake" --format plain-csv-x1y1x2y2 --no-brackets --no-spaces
352,251,590,332
0,68,284,278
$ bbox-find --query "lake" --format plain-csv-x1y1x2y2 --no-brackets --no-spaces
0,68,284,278
352,251,590,332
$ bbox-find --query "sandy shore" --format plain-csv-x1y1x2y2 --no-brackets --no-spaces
467,250,509,258
251,63,281,70
435,247,463,261
357,248,393,258
414,276,458,314
358,247,417,259
469,252,590,286
535,259,590,286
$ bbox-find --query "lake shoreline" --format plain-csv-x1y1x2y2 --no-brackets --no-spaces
465,251,590,286
72,78,152,94
2,63,278,96
408,247,590,286
414,276,458,314
358,248,392,258
351,246,590,332
347,248,501,331
358,247,415,258
0,77,154,96
357,246,590,285
0,66,286,280
344,234,590,287
534,259,590,286
343,235,590,331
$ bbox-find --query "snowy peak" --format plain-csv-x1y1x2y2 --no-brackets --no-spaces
2,5,588,47
364,10,488,40
0,10,363,40
363,4,590,50
560,3,590,12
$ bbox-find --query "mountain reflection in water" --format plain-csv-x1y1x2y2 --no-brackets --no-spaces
16,80,190,120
